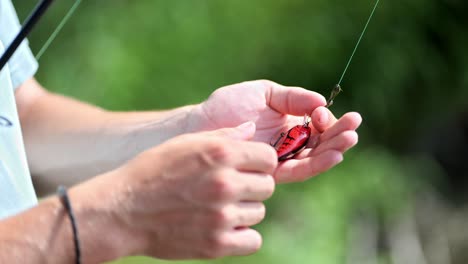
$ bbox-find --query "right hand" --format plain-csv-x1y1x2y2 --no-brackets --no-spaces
71,122,277,261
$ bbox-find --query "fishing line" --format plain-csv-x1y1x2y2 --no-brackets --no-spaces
35,0,82,60
0,0,53,72
0,0,81,71
337,0,381,86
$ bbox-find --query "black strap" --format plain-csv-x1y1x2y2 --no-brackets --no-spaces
57,186,81,264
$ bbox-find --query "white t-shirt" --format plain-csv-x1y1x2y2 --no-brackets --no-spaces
0,0,39,219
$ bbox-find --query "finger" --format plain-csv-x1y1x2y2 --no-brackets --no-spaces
294,131,358,159
311,130,358,156
223,228,262,256
198,169,274,204
261,80,326,116
221,202,266,228
311,106,338,133
234,202,266,227
319,112,362,142
233,173,275,201
204,121,256,140
274,150,343,184
291,147,314,160
305,134,321,149
221,142,278,174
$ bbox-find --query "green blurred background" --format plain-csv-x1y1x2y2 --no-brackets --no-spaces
15,0,468,263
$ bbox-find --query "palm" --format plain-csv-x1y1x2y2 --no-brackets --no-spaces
193,80,361,183
195,81,309,143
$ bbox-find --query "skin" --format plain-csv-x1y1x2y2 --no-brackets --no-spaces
0,78,361,263
0,126,277,263
189,80,361,182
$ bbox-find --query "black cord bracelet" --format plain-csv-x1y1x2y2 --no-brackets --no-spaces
57,186,82,264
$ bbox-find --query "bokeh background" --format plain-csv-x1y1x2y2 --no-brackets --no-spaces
15,0,468,263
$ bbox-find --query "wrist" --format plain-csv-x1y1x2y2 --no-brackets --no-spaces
0,196,77,263
112,104,200,145
186,102,216,133
67,175,145,263
173,104,201,134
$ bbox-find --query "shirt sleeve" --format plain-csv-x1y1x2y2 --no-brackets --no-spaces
0,0,39,90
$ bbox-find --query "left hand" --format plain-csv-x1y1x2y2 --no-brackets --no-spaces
190,80,362,183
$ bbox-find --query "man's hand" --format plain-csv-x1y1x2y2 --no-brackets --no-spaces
275,106,362,183
70,122,277,262
18,78,360,189
190,80,362,183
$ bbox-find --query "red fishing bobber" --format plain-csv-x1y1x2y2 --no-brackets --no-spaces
273,114,312,161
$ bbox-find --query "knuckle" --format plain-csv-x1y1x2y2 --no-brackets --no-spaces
209,173,236,201
192,140,231,168
204,233,231,258
204,141,231,165
256,79,277,89
237,146,253,163
211,207,231,227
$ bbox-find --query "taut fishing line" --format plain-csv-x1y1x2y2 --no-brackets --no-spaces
35,0,82,60
0,0,82,71
326,0,381,107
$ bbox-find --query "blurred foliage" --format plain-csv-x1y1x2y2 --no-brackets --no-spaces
14,0,468,263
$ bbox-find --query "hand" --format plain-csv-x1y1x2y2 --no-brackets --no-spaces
190,80,362,183
275,106,362,183
71,122,277,261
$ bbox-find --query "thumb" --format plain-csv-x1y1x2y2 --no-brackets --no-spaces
311,106,338,133
204,121,256,140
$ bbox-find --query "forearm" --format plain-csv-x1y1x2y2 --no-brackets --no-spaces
0,174,138,263
0,197,75,263
18,79,198,190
